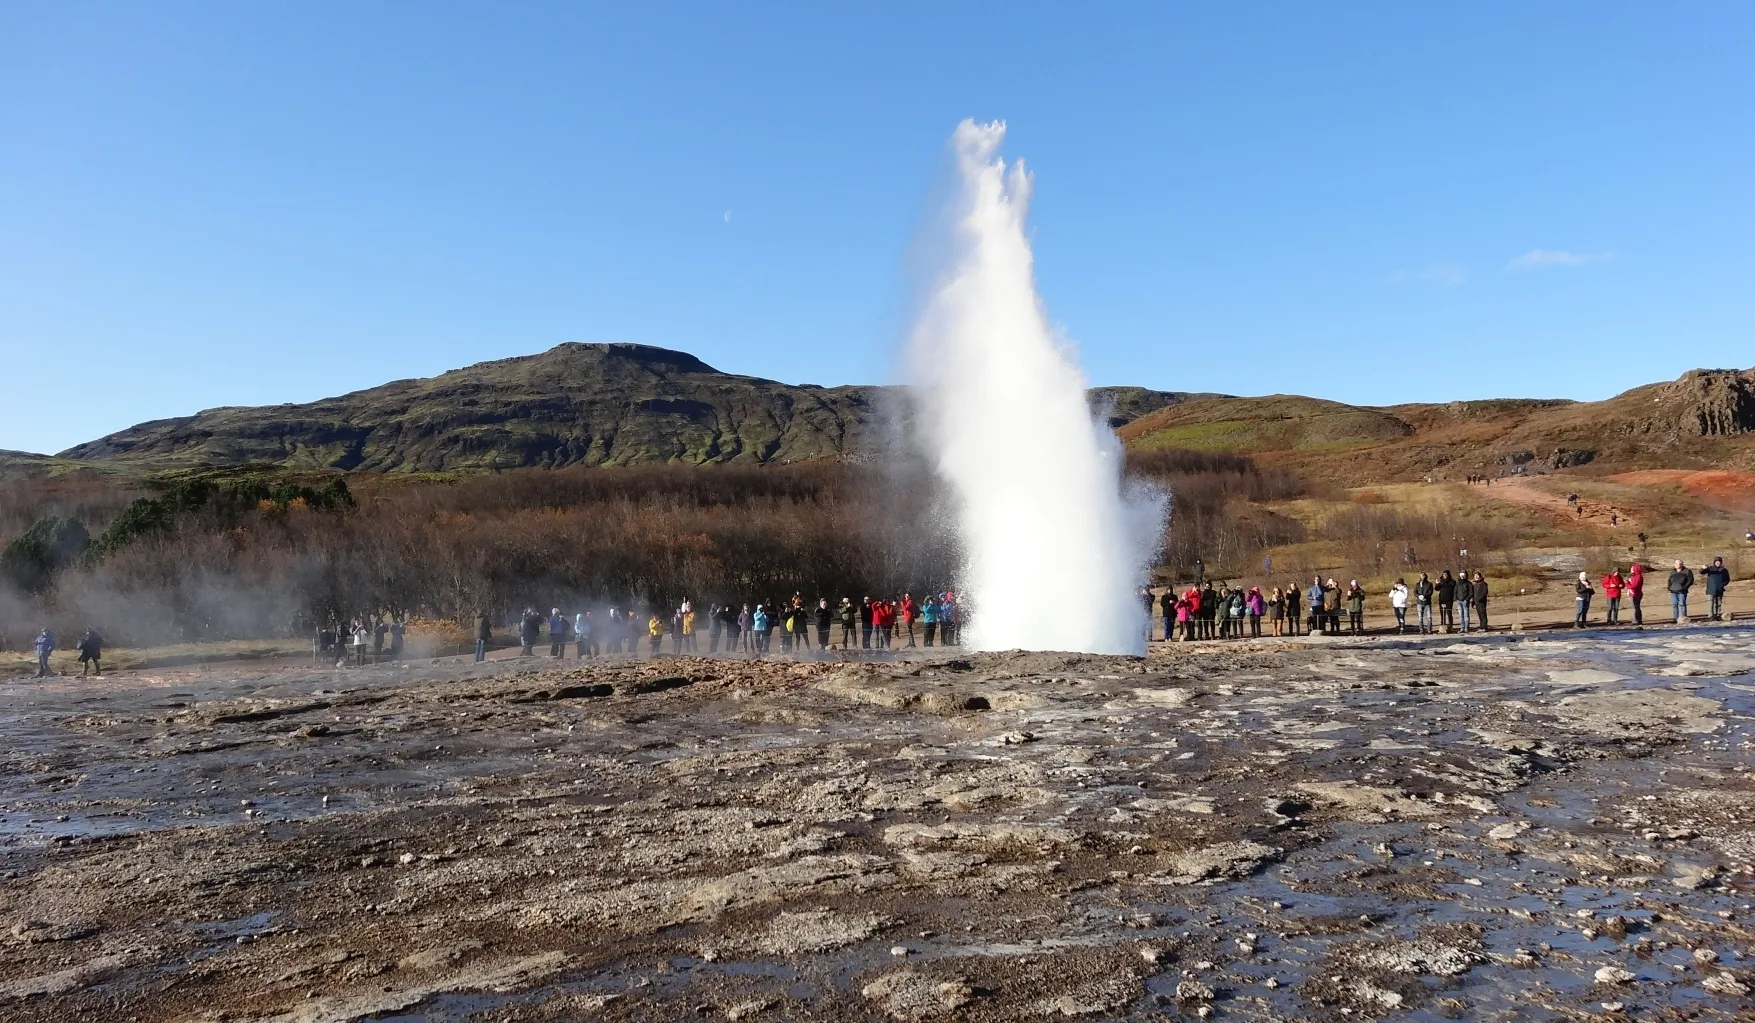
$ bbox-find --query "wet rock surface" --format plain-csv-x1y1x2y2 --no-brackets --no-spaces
1,628,1752,1020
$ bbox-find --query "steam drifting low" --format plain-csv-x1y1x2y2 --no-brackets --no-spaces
904,120,1166,655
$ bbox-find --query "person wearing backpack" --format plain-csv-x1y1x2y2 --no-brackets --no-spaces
1667,560,1695,624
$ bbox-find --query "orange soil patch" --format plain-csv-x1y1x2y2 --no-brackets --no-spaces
1477,478,1637,530
1608,469,1755,511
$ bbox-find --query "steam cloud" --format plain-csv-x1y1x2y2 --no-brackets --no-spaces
904,120,1166,655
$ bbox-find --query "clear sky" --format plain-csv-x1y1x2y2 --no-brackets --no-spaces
2,3,1751,455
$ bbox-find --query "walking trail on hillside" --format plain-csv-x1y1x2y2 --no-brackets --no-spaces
1477,479,1639,532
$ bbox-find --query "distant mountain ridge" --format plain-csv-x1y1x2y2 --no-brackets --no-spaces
57,342,1208,473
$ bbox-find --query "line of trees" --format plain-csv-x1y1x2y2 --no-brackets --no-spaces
2,452,1338,649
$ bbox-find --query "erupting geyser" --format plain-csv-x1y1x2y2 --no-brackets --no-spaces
905,119,1167,655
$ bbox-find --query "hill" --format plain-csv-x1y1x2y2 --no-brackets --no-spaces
1120,367,1755,486
53,343,1202,473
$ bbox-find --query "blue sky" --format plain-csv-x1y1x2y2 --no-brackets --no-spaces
2,3,1751,455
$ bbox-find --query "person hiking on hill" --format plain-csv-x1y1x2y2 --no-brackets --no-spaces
76,629,103,677
1345,580,1365,634
1414,573,1435,634
1601,568,1624,625
1436,570,1457,633
1456,573,1474,632
549,608,568,657
1627,564,1645,625
1305,577,1325,635
1159,589,1175,642
33,627,54,677
1703,556,1731,621
1471,571,1490,630
1283,582,1301,637
1389,578,1409,633
1668,560,1695,624
474,612,491,662
1574,571,1595,627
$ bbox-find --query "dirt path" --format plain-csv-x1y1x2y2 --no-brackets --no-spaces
1475,478,1639,531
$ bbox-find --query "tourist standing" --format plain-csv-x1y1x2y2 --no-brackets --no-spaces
647,612,665,656
1305,577,1325,635
1601,568,1624,625
549,608,568,657
1389,578,1409,633
1246,586,1264,638
1703,557,1731,621
1268,587,1285,637
352,620,370,666
1414,573,1435,634
1283,582,1301,637
474,612,491,662
1324,578,1343,634
575,610,593,657
1667,560,1694,624
76,629,102,677
900,594,918,647
1471,571,1490,630
1346,580,1366,634
920,595,938,647
33,627,54,677
815,599,833,650
1574,571,1594,627
1436,571,1456,633
1160,589,1176,642
1456,574,1474,632
1628,564,1644,625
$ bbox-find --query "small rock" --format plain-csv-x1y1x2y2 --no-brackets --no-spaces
1175,980,1215,1002
889,945,909,957
1595,966,1636,985
1602,1002,1623,1012
1693,948,1719,964
398,852,417,866
1703,971,1749,996
1263,977,1278,989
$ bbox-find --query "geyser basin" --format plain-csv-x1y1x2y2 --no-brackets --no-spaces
905,120,1165,655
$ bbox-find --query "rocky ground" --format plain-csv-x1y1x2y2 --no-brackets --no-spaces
1,628,1752,1022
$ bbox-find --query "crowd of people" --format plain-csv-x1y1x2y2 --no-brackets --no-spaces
1151,556,1740,641
479,591,961,661
1149,570,1495,640
316,617,407,665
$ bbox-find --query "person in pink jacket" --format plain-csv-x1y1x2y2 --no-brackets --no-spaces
1627,563,1646,626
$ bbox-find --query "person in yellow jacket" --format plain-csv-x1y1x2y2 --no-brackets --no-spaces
681,606,697,652
647,614,664,656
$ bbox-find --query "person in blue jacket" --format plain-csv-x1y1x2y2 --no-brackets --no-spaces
33,627,54,677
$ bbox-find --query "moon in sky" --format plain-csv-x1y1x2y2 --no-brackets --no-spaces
723,210,732,223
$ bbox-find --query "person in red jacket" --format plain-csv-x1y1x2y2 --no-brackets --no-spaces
1601,567,1625,625
900,594,918,647
1627,563,1645,626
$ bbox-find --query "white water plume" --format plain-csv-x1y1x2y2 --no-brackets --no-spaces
905,119,1166,655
